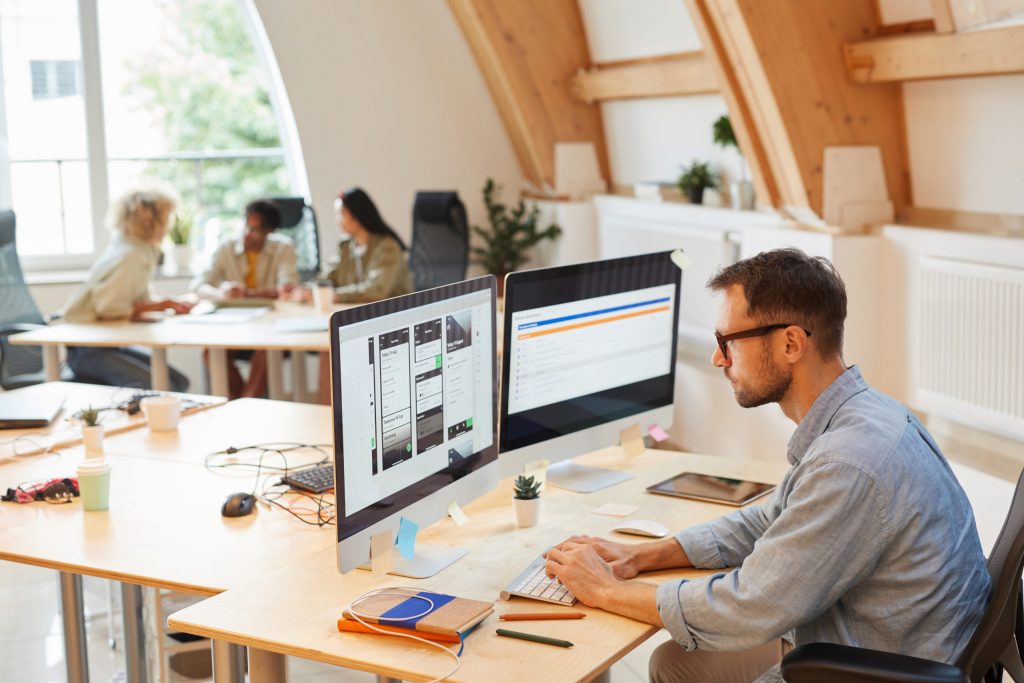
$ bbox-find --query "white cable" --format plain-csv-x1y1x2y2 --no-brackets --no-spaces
345,586,462,682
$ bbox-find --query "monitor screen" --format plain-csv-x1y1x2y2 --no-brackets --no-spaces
500,252,680,453
331,277,497,541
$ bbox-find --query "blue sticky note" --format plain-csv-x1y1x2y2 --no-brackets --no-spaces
396,517,418,560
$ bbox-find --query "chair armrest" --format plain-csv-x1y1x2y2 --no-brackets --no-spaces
781,643,967,683
0,322,45,341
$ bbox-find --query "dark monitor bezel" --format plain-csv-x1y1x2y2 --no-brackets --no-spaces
499,252,681,453
330,276,498,542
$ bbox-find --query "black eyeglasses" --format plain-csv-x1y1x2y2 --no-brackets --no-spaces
715,324,812,361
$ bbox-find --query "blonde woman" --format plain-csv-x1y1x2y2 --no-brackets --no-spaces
61,188,193,390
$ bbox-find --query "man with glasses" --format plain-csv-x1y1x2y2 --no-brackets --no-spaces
545,248,990,683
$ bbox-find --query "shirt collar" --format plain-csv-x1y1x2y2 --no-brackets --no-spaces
786,365,868,465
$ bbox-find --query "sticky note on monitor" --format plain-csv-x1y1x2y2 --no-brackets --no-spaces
370,529,393,578
620,424,644,457
648,424,669,442
670,249,692,271
396,517,418,560
447,500,469,527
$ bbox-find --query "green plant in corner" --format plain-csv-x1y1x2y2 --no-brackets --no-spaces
513,474,542,500
712,115,738,151
471,179,561,282
676,161,719,205
78,406,102,427
168,210,194,246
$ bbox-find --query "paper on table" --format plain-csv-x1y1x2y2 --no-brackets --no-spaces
396,517,418,560
523,458,550,493
447,500,469,526
620,424,644,457
370,529,393,578
593,503,640,517
648,424,669,442
670,249,692,271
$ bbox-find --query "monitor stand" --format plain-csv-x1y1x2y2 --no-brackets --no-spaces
358,543,468,579
545,461,633,493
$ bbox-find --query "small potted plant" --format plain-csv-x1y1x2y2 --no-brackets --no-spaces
512,474,542,528
713,115,755,210
167,210,195,272
472,179,561,296
677,161,719,205
79,405,104,457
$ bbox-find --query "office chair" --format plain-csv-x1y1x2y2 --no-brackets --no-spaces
270,197,321,282
781,467,1024,683
408,191,469,291
0,210,76,389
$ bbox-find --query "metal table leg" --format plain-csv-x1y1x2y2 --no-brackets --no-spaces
150,348,170,391
44,346,61,381
249,648,287,683
208,348,230,398
59,572,90,683
120,583,147,683
211,639,246,683
267,350,285,400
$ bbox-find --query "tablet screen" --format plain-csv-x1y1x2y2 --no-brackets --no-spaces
647,472,775,506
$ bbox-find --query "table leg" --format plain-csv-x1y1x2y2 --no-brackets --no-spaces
44,346,60,381
249,648,287,683
150,348,170,391
267,350,285,401
208,349,230,398
376,678,401,683
291,351,309,403
211,639,246,683
120,583,147,683
591,669,611,683
59,572,90,683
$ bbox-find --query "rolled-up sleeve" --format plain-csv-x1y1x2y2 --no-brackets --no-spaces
655,460,887,652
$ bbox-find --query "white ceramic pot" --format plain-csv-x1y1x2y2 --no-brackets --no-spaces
82,425,104,457
513,497,541,528
172,245,193,272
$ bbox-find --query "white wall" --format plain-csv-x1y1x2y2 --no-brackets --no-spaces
250,0,522,260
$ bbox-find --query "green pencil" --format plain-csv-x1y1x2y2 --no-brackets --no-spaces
496,628,574,648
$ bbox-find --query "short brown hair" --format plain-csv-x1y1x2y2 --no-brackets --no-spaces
707,248,847,358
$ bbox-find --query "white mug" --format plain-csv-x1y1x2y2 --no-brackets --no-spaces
141,396,181,431
313,284,335,314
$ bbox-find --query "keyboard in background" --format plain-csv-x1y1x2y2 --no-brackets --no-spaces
281,463,335,493
500,555,577,605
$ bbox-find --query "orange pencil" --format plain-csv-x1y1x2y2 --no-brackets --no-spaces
499,612,587,621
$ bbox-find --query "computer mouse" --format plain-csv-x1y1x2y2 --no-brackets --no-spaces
221,492,256,518
612,520,669,538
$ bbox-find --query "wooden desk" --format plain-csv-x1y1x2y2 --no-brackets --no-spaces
0,381,225,460
169,448,788,683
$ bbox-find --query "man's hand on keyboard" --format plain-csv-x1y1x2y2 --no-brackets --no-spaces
551,535,640,579
543,540,620,607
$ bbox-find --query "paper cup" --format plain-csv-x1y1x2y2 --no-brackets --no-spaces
312,284,335,314
141,396,181,431
77,459,112,511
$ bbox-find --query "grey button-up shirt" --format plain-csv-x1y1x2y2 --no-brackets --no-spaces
656,366,990,682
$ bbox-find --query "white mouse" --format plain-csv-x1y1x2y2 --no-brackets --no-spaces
612,520,669,538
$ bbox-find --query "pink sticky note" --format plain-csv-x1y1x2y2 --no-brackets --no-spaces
648,424,669,442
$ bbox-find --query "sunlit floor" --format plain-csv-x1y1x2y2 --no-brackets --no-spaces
1,457,1013,683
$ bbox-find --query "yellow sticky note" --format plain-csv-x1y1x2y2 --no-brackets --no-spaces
369,529,393,578
670,249,692,270
523,458,550,493
620,424,644,457
447,500,469,526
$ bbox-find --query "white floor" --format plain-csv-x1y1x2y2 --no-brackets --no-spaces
0,460,1012,683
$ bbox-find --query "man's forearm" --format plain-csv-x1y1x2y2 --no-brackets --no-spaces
596,581,664,627
631,538,691,574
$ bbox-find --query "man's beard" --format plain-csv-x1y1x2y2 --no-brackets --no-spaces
732,349,792,408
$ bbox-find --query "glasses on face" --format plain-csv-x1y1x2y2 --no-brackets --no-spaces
715,323,812,361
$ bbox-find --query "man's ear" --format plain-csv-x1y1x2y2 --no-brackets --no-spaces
782,326,809,362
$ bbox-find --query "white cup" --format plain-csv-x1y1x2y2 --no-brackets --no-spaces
141,396,181,431
312,284,334,314
77,458,112,511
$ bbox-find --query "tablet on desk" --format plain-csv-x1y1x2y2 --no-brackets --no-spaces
647,472,775,506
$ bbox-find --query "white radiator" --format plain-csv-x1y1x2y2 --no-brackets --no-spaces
915,256,1024,438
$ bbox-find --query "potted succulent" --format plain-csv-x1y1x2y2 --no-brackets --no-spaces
471,179,561,297
713,115,755,210
676,161,719,206
79,405,104,457
167,210,195,272
512,474,542,528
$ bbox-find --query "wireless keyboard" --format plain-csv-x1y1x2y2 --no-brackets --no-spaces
281,463,335,493
499,555,577,605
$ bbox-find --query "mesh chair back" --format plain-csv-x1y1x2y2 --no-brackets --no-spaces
270,197,321,282
0,211,47,385
958,467,1024,681
408,192,469,291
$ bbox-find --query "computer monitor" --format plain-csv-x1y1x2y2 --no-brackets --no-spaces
499,252,681,492
331,276,498,578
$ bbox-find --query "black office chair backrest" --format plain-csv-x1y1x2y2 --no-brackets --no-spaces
408,191,469,291
0,210,48,386
270,197,321,282
957,467,1024,681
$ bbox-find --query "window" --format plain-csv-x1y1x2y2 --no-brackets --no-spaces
0,0,301,269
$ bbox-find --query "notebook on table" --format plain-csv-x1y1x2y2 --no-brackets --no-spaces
338,590,493,642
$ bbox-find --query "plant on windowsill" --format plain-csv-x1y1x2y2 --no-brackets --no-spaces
78,405,104,458
512,474,542,528
471,178,562,297
713,115,755,210
167,210,195,273
676,161,719,206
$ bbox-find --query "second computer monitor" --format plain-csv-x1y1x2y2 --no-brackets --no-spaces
499,252,681,491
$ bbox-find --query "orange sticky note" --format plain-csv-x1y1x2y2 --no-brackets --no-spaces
620,424,644,457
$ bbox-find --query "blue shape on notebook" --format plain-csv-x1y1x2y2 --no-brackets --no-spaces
380,591,456,630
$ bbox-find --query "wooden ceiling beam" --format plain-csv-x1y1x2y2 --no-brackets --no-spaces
446,0,610,190
572,52,719,103
845,24,1024,83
